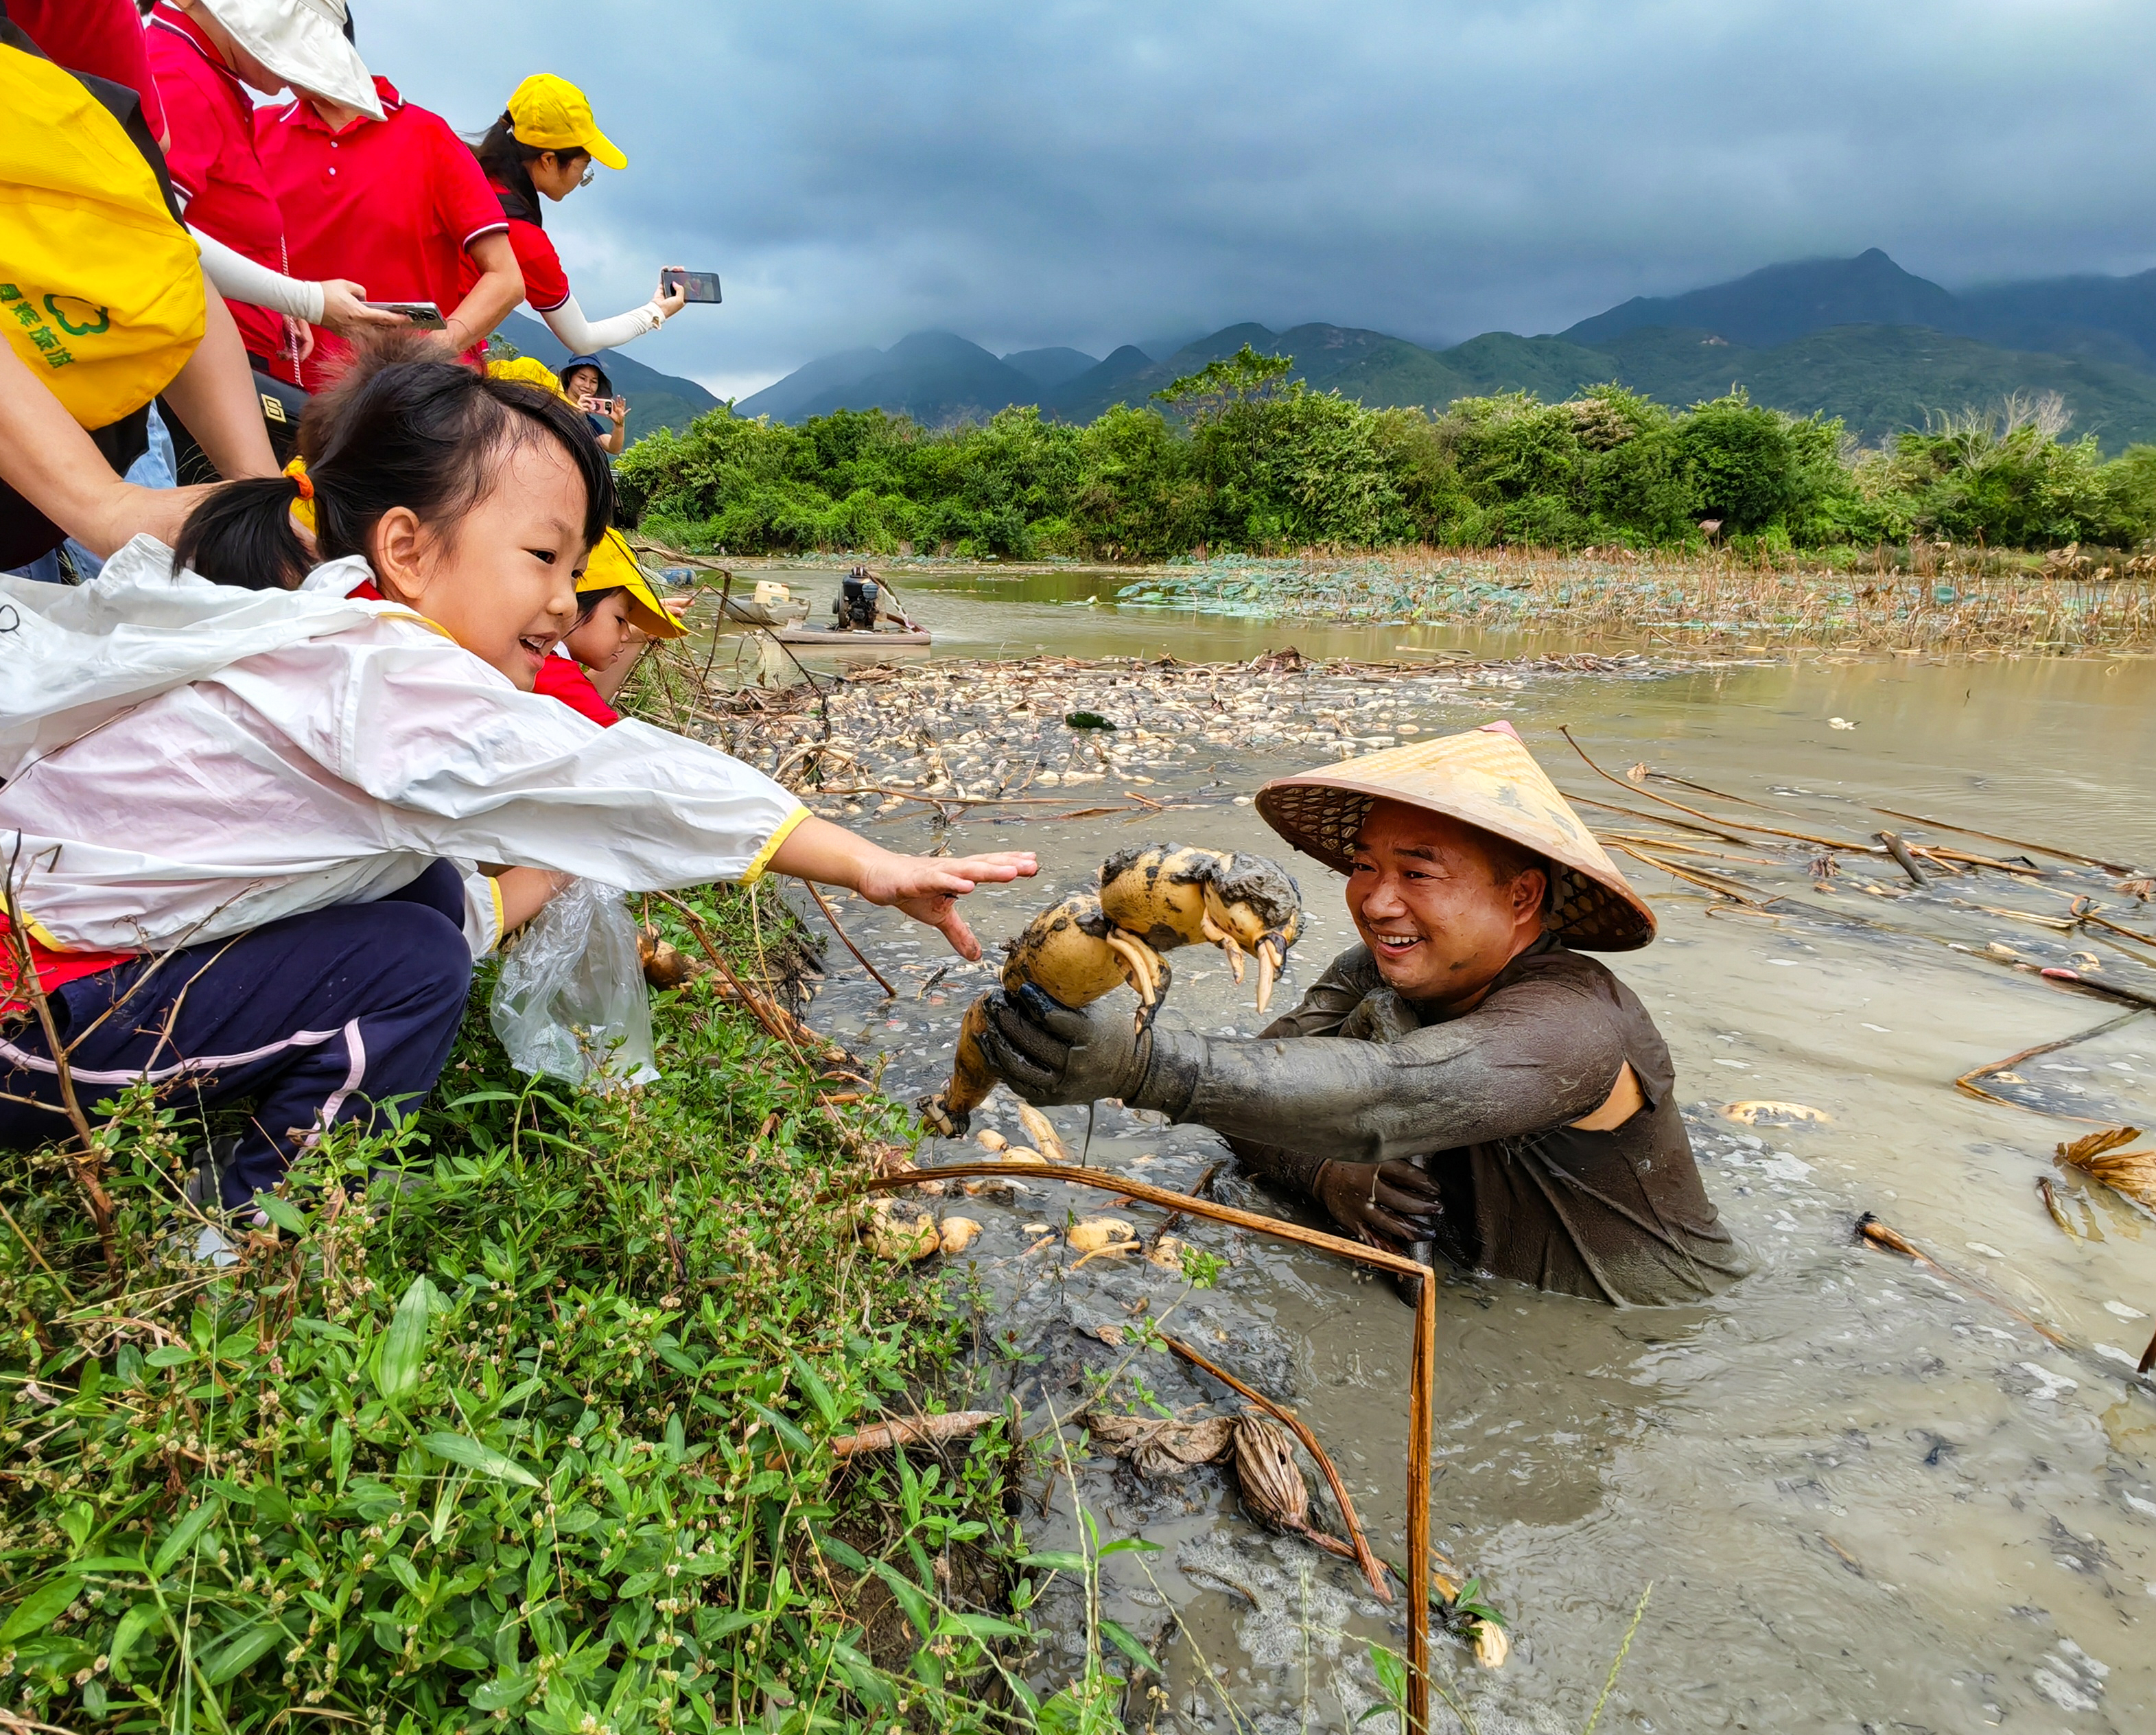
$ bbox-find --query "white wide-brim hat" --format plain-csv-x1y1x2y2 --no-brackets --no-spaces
206,0,384,121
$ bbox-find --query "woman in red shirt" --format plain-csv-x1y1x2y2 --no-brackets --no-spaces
255,42,523,391
145,1,403,385
460,74,688,356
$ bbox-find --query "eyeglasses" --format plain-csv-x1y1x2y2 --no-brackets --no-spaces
579,166,596,189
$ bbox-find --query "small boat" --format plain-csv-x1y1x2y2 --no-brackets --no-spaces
773,622,933,647
776,566,930,644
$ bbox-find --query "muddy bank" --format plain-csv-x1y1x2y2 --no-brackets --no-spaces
653,631,2156,1732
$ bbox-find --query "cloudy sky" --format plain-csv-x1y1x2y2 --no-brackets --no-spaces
356,0,2156,397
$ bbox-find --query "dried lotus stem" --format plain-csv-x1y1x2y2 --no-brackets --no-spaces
845,1160,1435,1728
1164,1331,1390,1601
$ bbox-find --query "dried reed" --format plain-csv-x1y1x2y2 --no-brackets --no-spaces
2056,1126,2156,1211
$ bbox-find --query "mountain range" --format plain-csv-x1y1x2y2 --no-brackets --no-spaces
715,250,2156,450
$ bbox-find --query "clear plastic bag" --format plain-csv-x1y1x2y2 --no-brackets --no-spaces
489,878,658,1088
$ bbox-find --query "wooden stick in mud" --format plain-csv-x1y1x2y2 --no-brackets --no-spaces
1855,1213,2073,1349
650,889,809,1059
1954,1006,2148,1119
831,1410,999,1458
845,1160,1440,1734
1160,1332,1391,1602
1868,806,2135,875
1875,830,1930,887
799,879,897,997
1559,727,1881,854
1607,841,1780,907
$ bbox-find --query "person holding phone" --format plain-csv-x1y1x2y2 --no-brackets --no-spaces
143,2,406,398
560,356,625,454
253,5,524,391
459,73,691,356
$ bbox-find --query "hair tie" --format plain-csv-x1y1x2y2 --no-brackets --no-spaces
290,470,314,502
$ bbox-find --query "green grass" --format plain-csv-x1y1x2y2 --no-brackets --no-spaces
0,874,1118,1732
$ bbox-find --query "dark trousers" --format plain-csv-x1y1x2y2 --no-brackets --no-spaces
0,863,473,1208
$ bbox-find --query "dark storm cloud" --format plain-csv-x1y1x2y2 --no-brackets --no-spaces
355,0,2156,395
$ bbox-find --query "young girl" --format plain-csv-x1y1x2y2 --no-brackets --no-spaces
0,340,1034,1214
532,525,681,725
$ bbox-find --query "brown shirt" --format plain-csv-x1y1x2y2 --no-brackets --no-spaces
1167,935,1747,1305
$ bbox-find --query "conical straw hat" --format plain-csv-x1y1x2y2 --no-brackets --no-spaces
1254,720,1654,951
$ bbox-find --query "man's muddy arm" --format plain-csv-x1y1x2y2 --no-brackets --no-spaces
1139,989,1626,1165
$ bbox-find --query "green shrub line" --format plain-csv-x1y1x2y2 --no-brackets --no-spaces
618,347,2156,561
0,875,1123,1734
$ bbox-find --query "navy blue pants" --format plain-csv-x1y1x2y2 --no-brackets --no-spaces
0,862,473,1208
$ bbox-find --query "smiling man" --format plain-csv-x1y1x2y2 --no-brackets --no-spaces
977,720,1746,1305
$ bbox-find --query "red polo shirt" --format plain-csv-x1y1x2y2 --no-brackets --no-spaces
458,181,572,315
255,75,506,391
11,0,168,143
145,4,290,369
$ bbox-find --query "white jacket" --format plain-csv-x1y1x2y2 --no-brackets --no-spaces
0,541,805,960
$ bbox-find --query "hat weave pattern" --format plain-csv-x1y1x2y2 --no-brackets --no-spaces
1254,725,1655,951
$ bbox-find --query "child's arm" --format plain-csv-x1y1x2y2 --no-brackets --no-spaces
767,817,1034,961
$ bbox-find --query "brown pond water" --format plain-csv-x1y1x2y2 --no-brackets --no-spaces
688,567,2156,1732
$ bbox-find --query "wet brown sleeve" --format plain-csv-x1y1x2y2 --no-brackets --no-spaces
1140,975,1626,1165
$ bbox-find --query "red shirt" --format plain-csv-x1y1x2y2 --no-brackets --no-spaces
255,76,506,391
535,652,619,726
0,916,134,1014
459,182,572,314
12,0,168,143
145,5,290,368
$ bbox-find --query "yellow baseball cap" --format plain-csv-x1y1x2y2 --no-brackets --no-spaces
581,528,686,638
506,73,626,172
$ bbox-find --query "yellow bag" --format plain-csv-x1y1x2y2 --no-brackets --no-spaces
0,44,204,429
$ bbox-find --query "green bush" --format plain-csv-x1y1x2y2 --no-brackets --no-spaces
615,360,2156,557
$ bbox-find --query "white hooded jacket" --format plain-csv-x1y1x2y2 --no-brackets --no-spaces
0,540,805,962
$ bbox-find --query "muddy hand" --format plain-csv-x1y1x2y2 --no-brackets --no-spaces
974,984,1149,1106
1315,1158,1444,1250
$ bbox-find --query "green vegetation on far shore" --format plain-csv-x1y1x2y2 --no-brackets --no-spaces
620,346,2156,563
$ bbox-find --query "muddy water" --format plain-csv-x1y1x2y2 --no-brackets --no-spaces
714,575,2156,1732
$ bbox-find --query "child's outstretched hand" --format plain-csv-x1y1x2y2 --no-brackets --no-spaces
855,849,1040,959
768,816,1037,960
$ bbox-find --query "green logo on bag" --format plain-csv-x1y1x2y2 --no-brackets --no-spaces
43,295,110,337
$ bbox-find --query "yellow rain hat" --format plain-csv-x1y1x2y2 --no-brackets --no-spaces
483,353,565,396
581,527,686,638
1254,720,1655,950
506,73,626,172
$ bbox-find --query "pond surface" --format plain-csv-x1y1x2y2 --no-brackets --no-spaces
692,570,2156,1732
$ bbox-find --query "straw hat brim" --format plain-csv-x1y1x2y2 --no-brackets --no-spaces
1254,723,1655,951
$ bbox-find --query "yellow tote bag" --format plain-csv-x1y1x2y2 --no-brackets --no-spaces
0,44,204,429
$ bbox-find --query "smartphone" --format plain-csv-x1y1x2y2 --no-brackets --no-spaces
364,299,447,329
660,270,722,304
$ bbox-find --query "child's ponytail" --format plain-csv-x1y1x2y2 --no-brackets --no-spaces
172,471,318,592
174,330,615,592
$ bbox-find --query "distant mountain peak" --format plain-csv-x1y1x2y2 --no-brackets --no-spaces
1563,250,1959,349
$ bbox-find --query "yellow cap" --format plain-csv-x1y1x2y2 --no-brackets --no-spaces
580,528,686,638
506,73,626,172
484,353,566,397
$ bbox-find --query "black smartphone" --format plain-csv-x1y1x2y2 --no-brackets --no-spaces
364,299,447,329
660,270,722,304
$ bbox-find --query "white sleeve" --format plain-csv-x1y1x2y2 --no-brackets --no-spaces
541,292,665,353
190,227,325,324
220,625,810,888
